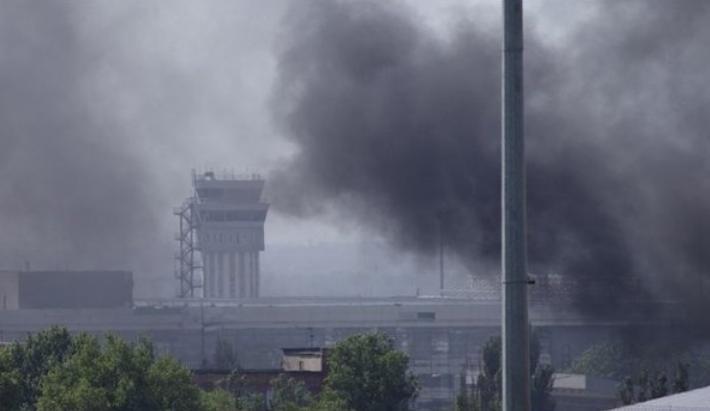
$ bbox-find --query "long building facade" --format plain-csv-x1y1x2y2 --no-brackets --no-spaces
0,297,623,410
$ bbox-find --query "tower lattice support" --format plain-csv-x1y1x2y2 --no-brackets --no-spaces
174,198,203,298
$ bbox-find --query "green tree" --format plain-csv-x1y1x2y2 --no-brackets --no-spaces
0,326,72,410
569,339,703,388
528,330,555,411
455,371,479,411
323,333,418,411
650,372,668,399
304,390,353,411
270,374,312,411
236,392,266,411
616,364,689,405
636,370,650,403
470,332,555,411
617,376,635,405
200,388,239,411
0,346,23,409
568,341,629,380
531,364,555,411
36,333,201,411
455,390,471,411
475,337,501,411
673,362,689,393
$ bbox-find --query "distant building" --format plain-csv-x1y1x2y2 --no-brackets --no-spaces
0,270,133,310
607,385,710,410
193,347,327,403
552,373,619,411
281,348,326,373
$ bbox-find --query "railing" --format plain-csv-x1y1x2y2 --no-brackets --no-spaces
192,168,263,182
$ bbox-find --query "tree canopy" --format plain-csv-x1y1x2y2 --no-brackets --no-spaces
323,333,418,411
0,328,201,411
457,332,555,411
0,326,73,410
1,329,420,411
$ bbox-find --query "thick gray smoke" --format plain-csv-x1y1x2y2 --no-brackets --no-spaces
0,3,167,277
270,0,710,321
0,1,293,297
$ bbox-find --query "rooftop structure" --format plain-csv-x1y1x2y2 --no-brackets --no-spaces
282,348,326,373
175,171,269,299
608,385,710,410
0,270,132,310
552,373,619,411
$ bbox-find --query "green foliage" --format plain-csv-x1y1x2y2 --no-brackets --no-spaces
570,340,707,405
455,379,480,411
636,370,650,403
464,332,555,411
150,356,204,410
324,333,418,411
617,364,686,406
302,390,353,411
673,362,689,393
455,372,479,411
0,326,72,410
617,376,635,405
569,340,708,386
529,330,541,376
36,333,201,411
0,347,23,409
650,372,668,399
476,337,501,411
568,341,629,380
200,388,239,411
0,327,203,411
235,392,266,411
528,329,555,411
270,374,312,411
531,364,555,411
222,370,252,399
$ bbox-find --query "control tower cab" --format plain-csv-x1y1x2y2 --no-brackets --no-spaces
175,171,269,299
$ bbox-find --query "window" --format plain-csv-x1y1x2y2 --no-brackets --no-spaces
197,188,224,199
417,312,436,321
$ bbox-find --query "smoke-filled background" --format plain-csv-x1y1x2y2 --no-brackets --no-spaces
2,0,710,317
269,0,710,320
0,1,290,296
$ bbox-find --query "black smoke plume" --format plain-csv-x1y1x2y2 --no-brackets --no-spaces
269,0,710,323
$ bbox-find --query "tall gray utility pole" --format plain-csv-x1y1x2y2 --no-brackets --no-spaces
438,212,445,293
501,0,530,410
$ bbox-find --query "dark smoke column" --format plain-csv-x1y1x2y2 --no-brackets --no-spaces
501,0,530,410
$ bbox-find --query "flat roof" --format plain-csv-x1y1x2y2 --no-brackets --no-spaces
608,385,710,410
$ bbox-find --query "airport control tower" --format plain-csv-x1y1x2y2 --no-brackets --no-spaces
175,171,269,299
